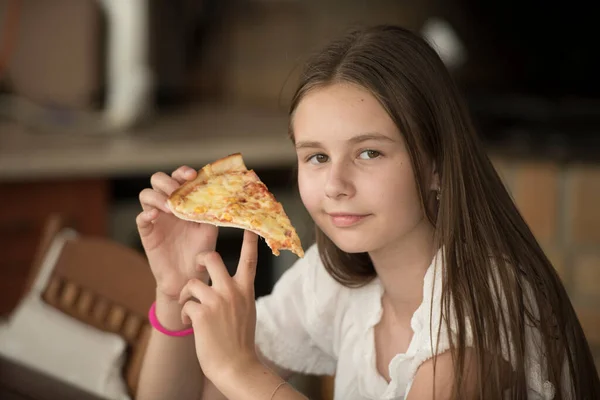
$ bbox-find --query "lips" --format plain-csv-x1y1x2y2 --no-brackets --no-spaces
327,213,370,227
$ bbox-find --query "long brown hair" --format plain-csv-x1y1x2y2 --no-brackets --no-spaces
288,25,599,399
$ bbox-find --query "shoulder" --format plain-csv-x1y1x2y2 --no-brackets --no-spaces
258,243,352,317
254,244,352,374
274,243,348,292
406,348,514,400
405,349,477,400
255,246,340,374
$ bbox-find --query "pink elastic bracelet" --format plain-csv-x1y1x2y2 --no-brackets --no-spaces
148,301,194,337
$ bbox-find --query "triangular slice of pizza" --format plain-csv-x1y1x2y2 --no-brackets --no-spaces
167,153,304,257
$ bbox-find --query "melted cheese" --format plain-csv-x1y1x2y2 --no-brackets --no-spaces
182,172,292,242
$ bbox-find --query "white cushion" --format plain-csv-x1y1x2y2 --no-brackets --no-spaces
0,229,130,400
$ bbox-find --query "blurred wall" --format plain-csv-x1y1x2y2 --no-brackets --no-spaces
492,157,600,365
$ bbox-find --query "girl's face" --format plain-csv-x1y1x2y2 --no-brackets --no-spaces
293,83,431,254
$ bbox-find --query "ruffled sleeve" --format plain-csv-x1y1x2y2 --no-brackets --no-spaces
255,244,347,376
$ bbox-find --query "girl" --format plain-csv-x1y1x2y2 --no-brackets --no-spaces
135,25,600,399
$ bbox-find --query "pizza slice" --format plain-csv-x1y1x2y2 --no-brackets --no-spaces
167,153,304,257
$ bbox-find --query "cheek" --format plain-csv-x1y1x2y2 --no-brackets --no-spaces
368,168,422,215
297,169,321,212
383,174,423,217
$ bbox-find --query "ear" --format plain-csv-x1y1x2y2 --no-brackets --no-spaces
429,162,440,192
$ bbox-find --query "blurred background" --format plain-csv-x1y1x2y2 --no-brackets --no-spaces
0,0,598,399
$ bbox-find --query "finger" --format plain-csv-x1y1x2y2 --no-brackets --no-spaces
171,166,197,184
139,188,171,214
179,278,217,306
234,231,259,292
180,300,205,325
150,172,180,196
197,251,232,291
201,224,219,250
136,209,158,236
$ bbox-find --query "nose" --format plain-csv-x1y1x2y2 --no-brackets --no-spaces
324,161,355,199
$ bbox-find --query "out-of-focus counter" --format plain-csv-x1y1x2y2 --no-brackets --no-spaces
0,105,296,182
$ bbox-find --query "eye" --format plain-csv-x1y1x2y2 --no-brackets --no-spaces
358,150,381,160
307,153,329,164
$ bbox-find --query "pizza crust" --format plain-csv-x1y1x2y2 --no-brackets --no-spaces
205,152,247,174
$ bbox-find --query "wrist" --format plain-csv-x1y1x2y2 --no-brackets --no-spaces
211,359,281,399
154,289,190,331
223,355,263,384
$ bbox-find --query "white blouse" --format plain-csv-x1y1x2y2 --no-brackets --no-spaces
255,245,557,399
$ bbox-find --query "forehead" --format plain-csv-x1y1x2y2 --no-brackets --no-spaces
291,83,400,143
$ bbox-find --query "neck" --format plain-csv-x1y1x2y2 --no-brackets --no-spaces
369,216,437,320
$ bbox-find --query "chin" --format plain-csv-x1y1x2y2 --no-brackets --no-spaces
333,242,373,254
318,226,380,254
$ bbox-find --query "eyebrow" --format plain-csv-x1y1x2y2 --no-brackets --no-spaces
294,132,396,149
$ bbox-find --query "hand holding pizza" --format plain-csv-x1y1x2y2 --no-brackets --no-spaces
179,230,261,385
136,165,219,301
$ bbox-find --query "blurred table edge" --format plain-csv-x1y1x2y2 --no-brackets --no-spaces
0,104,297,183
